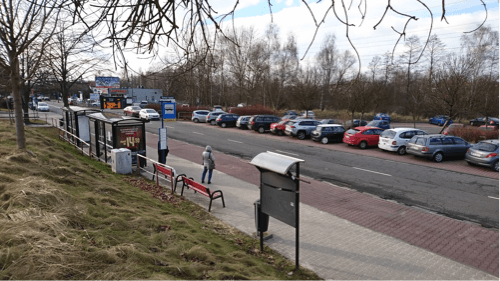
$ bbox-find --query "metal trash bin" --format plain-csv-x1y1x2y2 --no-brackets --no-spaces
254,199,269,233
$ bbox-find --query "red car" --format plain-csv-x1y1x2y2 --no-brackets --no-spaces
443,123,466,135
343,126,384,149
270,119,292,136
123,106,142,117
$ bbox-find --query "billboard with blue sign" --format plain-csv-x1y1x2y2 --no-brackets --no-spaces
95,77,120,88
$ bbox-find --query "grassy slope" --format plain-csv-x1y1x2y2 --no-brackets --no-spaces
0,121,320,280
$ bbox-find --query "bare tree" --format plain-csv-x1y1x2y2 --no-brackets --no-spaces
46,19,109,107
0,0,63,150
399,36,424,128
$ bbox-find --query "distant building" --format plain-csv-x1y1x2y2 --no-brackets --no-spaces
107,88,163,104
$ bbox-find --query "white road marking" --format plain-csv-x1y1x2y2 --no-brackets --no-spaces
165,125,174,129
228,139,243,144
193,132,204,135
488,196,499,200
352,167,392,177
276,150,300,156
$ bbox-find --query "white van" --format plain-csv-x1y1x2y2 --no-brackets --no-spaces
378,128,428,155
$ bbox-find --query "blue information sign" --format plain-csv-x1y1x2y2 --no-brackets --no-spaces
162,102,176,120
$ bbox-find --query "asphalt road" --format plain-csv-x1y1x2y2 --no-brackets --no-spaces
45,102,499,228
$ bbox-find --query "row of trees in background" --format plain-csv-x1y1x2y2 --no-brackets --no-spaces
134,25,498,124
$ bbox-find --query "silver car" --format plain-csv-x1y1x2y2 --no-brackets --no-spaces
236,115,251,129
465,139,499,172
191,110,210,123
406,134,470,162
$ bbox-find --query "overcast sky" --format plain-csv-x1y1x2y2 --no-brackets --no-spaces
120,0,499,76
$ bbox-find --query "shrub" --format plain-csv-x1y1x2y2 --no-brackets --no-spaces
449,127,499,143
229,104,276,116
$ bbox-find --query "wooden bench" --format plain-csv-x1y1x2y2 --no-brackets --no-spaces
176,174,225,212
152,163,176,190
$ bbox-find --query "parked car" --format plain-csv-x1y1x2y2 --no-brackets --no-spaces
207,111,227,125
373,113,391,122
139,108,160,121
366,120,390,130
123,106,142,117
344,119,367,129
191,110,210,123
311,124,346,144
283,110,298,117
270,119,294,136
300,111,315,118
320,119,344,125
429,115,453,126
478,125,499,136
248,115,281,133
36,102,49,112
285,119,322,140
442,123,466,135
139,100,148,108
283,114,298,120
236,115,252,129
216,113,240,128
406,134,470,162
469,117,499,127
91,101,100,107
378,128,428,155
465,139,499,172
343,126,384,149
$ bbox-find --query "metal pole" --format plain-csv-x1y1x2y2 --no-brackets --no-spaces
296,163,300,270
260,171,264,252
170,168,174,194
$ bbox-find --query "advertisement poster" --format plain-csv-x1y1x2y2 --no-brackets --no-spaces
118,127,142,149
95,77,120,88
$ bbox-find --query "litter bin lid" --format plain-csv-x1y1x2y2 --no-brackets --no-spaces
250,151,304,175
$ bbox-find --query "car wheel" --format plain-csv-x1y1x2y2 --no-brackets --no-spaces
193,118,199,123
433,152,444,163
297,131,306,140
470,121,474,126
397,146,406,155
221,123,227,128
277,130,284,136
211,120,216,125
358,141,368,149
258,127,265,134
493,161,499,172
321,137,329,144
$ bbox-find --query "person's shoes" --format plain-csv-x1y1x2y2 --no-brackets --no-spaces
202,181,204,183
207,182,211,184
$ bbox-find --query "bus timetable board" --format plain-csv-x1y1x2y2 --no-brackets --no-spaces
100,96,125,109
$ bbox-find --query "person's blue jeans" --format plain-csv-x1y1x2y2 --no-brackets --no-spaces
201,167,213,183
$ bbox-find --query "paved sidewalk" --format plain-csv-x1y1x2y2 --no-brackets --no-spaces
145,133,498,280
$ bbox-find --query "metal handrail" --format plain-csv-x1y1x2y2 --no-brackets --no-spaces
137,154,176,194
52,118,92,158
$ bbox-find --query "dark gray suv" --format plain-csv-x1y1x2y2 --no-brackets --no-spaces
406,134,471,162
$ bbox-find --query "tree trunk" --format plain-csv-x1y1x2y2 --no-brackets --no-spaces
10,54,26,150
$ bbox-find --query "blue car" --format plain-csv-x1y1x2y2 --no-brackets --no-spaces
429,115,453,126
373,113,391,122
216,113,240,128
366,120,390,130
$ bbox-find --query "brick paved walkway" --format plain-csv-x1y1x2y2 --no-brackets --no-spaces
148,134,499,277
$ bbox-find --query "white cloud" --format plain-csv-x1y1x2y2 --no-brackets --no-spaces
285,0,293,7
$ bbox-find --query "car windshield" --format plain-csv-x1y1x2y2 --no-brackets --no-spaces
146,109,156,113
346,129,359,134
367,121,379,126
380,130,396,138
38,103,47,106
474,142,498,152
132,107,141,110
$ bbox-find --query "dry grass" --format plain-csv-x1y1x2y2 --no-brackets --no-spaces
0,120,320,280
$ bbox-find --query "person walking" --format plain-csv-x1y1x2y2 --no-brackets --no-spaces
201,145,215,184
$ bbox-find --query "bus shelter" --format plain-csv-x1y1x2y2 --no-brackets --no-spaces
61,106,101,145
87,112,147,166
